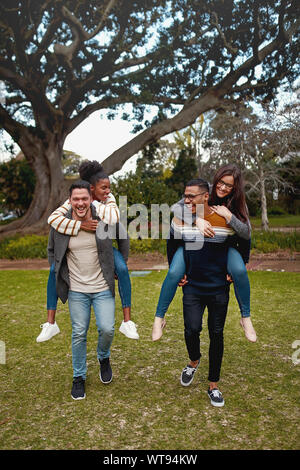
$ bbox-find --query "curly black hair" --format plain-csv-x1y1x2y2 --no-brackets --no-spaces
78,160,108,185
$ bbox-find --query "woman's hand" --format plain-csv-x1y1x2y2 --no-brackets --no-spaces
81,219,99,232
211,205,232,223
195,218,215,237
178,274,188,287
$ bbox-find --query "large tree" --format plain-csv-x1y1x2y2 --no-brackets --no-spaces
0,0,299,233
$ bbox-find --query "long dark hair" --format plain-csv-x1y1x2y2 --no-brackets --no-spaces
209,164,249,222
79,160,109,186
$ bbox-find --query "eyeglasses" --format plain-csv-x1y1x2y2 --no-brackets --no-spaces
183,192,207,201
216,179,234,190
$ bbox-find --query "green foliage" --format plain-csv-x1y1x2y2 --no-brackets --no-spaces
251,230,300,253
165,148,198,197
0,226,299,260
0,234,48,259
0,158,36,216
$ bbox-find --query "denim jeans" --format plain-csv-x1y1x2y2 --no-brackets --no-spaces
46,247,131,310
113,247,131,308
155,247,185,318
68,289,115,379
183,290,229,382
155,246,251,318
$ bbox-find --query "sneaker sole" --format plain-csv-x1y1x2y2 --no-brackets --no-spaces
99,373,113,385
71,394,86,400
180,377,195,387
119,329,139,340
209,399,225,407
36,330,60,343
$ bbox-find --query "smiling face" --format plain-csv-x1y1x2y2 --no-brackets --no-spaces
183,185,209,214
215,174,234,199
70,187,92,220
91,178,111,202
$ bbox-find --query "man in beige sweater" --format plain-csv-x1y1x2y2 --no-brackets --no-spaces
48,180,129,400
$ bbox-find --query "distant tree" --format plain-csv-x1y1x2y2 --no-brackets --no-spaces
0,149,84,217
0,157,36,216
0,0,299,233
165,149,198,197
204,102,300,229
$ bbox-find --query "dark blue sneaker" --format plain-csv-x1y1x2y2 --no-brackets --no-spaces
99,358,113,384
207,388,225,407
180,361,200,386
71,376,85,400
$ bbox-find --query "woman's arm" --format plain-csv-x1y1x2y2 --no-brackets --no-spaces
47,200,81,236
48,193,120,235
211,205,251,240
92,193,120,225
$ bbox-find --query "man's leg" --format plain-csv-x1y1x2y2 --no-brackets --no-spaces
92,289,115,384
68,291,91,380
181,292,205,386
206,291,229,406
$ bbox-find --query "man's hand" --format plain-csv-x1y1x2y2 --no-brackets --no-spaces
80,219,99,232
226,274,233,283
195,218,215,237
178,274,188,287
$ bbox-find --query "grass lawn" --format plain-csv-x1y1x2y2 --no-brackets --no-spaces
250,214,300,228
0,270,299,450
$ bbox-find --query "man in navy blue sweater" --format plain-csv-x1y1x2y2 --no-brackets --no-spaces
172,179,234,407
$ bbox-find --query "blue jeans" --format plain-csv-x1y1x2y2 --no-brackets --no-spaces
68,290,115,379
46,247,131,310
155,246,251,318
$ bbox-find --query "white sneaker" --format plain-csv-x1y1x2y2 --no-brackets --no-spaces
36,322,60,342
119,320,139,340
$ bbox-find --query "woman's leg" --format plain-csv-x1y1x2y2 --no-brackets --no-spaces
227,247,250,318
155,246,186,318
227,247,256,342
113,247,139,340
46,263,58,322
36,263,60,342
152,246,186,341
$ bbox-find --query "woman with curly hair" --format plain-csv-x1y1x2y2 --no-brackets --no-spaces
36,160,139,343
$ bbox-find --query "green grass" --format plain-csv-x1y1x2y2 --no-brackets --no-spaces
0,270,299,450
250,214,300,228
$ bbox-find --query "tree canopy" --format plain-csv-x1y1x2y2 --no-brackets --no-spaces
0,0,299,232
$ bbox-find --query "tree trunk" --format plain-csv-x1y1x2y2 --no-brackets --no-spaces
260,167,269,231
0,137,68,238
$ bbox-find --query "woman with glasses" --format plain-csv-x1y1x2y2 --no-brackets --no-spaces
152,163,257,343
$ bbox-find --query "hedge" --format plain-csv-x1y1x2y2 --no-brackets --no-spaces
0,230,299,260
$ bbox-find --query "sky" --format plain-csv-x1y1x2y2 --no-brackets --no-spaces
0,110,141,177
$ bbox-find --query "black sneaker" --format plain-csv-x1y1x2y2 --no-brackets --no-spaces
180,361,200,386
207,388,225,407
99,358,113,384
71,376,86,400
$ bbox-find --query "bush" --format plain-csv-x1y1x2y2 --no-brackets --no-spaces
0,234,48,259
251,230,300,252
268,206,287,216
0,230,298,259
